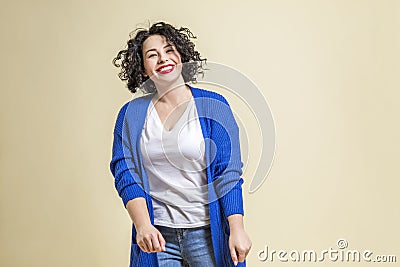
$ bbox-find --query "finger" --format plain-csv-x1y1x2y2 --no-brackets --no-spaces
237,250,246,262
244,244,252,258
138,240,150,253
144,235,154,252
244,249,250,258
229,245,238,266
150,233,162,252
158,232,166,251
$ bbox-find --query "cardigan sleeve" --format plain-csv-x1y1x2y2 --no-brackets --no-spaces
110,103,146,207
209,94,245,217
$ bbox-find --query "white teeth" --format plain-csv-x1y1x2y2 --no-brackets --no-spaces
159,65,173,72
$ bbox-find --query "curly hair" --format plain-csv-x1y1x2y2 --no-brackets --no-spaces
112,22,207,94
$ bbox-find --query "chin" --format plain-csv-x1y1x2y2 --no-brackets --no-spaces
152,72,183,86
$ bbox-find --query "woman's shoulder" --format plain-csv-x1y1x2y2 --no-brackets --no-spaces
190,85,229,105
114,93,154,121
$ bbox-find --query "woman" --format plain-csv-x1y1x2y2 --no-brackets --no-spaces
110,22,251,267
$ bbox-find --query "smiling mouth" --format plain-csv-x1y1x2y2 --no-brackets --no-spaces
156,65,175,74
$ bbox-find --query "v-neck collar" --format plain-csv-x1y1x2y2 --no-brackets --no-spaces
149,96,194,133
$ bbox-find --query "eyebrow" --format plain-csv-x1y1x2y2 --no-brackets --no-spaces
144,44,173,55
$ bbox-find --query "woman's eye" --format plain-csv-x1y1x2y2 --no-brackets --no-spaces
148,54,157,58
166,49,174,53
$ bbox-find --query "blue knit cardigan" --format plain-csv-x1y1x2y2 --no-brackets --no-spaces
110,85,246,267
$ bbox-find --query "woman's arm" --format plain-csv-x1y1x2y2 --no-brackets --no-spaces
110,103,147,206
206,93,251,265
110,103,165,253
126,198,166,253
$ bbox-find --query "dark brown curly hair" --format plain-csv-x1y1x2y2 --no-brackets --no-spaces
112,22,207,94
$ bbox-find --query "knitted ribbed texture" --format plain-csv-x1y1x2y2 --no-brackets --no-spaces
110,85,246,267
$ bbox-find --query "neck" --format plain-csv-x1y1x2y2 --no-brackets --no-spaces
153,77,192,106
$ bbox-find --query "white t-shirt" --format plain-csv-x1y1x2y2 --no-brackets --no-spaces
140,97,210,228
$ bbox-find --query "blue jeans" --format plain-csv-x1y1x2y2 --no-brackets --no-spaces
155,224,217,267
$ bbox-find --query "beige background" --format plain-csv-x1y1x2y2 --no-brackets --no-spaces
1,0,399,266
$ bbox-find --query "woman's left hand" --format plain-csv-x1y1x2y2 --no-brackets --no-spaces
228,214,252,266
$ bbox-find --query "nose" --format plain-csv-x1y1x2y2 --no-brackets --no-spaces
158,51,168,63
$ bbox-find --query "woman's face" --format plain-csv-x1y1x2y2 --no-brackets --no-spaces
142,34,183,85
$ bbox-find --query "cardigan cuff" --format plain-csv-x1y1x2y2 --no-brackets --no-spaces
120,183,147,208
219,187,244,217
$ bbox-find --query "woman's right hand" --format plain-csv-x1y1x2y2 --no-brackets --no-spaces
126,198,166,253
136,223,166,253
